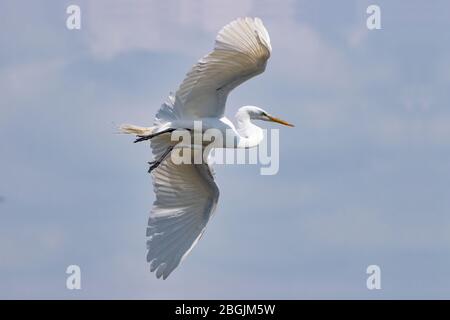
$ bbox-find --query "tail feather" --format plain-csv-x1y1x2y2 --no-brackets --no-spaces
120,124,155,136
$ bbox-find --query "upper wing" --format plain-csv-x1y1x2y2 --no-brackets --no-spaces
173,17,272,119
146,143,219,279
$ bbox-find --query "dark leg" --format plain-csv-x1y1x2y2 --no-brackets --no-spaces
134,128,177,143
148,145,174,173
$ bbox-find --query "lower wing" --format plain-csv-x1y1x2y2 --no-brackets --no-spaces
147,141,219,279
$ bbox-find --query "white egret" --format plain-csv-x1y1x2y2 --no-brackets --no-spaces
121,17,293,279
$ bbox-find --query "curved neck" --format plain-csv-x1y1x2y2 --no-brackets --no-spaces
235,109,264,148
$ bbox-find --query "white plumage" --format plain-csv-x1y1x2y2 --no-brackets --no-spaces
121,17,293,279
157,17,271,121
147,149,219,279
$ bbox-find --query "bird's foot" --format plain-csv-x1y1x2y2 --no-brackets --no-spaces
134,135,152,143
147,145,174,173
134,128,178,143
147,161,160,173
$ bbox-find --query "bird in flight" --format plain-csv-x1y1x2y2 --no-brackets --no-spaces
121,17,294,279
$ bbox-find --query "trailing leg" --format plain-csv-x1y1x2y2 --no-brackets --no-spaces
134,128,177,143
148,145,174,173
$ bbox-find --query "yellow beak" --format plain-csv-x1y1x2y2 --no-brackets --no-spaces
267,115,295,127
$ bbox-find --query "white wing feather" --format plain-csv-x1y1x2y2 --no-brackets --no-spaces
146,17,271,279
169,17,272,120
146,147,219,279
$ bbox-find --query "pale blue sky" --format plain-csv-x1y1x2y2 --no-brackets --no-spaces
2,0,450,299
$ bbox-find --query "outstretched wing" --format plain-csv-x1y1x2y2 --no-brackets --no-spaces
172,17,272,120
146,145,219,279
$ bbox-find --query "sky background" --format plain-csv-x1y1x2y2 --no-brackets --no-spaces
2,0,450,299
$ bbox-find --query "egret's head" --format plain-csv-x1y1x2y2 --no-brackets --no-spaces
238,106,294,127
